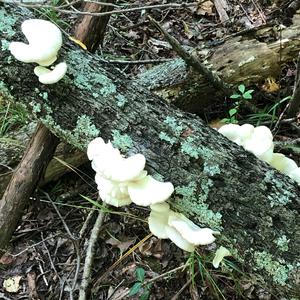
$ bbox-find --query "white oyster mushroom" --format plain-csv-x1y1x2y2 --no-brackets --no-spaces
127,175,174,206
212,246,231,268
288,167,300,184
239,124,254,143
148,203,171,239
242,126,274,163
34,62,67,84
9,19,62,66
270,153,298,174
95,174,132,207
168,213,218,246
218,124,243,145
87,137,106,160
165,225,195,252
93,153,146,182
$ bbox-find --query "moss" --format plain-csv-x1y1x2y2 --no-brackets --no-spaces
274,235,289,252
111,129,133,152
264,170,295,207
254,251,293,286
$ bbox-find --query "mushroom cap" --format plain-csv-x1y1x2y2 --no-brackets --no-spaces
218,124,242,144
212,246,231,268
87,137,106,160
165,225,195,252
95,174,132,207
93,152,146,182
9,19,62,66
243,138,274,163
128,175,174,206
168,213,217,245
239,124,254,141
34,62,67,84
270,153,298,174
148,202,171,238
287,167,300,184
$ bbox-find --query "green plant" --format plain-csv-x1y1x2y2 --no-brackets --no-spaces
0,101,28,137
223,84,254,123
129,267,151,300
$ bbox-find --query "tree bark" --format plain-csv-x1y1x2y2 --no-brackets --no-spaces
0,123,59,249
74,0,115,52
0,5,300,297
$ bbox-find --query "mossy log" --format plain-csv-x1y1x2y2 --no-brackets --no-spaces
0,5,300,297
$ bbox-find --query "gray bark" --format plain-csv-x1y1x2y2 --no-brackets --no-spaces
0,4,299,297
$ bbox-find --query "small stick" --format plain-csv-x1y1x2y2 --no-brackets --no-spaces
148,16,232,96
79,201,106,300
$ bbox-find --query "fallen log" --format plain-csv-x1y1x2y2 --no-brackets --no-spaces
0,4,299,297
136,23,300,113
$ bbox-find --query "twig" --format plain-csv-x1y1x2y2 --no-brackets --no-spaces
148,16,232,96
287,52,300,117
99,57,172,65
170,277,193,300
8,1,198,17
79,201,106,300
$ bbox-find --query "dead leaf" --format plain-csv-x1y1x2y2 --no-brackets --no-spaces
197,1,214,16
106,237,136,254
262,77,280,93
68,36,87,50
0,253,14,265
3,275,22,293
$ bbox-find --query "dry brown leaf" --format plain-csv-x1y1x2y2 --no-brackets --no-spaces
197,1,214,16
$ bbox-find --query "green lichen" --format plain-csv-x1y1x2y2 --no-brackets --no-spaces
264,170,294,207
181,137,200,158
39,92,48,101
203,162,221,176
111,129,133,152
67,50,117,96
274,235,289,252
41,113,99,149
0,10,17,38
1,39,10,51
254,251,293,285
30,102,41,113
158,116,185,145
115,94,127,108
159,132,177,145
175,182,197,198
174,180,222,229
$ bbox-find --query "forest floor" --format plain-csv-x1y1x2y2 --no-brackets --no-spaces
0,0,299,299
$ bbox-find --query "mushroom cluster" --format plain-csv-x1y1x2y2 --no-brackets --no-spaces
149,203,218,252
218,124,300,184
9,19,67,84
87,137,218,252
87,137,174,207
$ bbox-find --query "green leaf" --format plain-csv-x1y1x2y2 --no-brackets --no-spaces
229,108,237,117
136,267,145,282
129,282,142,296
238,84,245,94
230,94,241,99
242,92,253,99
140,289,150,300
